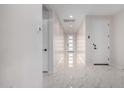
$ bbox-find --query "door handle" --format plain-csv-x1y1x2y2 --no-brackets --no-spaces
89,43,97,49
93,43,97,50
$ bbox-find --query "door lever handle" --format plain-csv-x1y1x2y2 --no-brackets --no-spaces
92,43,97,50
89,43,97,49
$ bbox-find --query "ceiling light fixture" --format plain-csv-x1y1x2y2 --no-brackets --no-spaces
70,25,72,27
69,15,73,18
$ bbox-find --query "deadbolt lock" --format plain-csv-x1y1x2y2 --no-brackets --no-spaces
44,49,47,51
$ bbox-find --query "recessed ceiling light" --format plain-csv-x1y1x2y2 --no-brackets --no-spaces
69,15,73,18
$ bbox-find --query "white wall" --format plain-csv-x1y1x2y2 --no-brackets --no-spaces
111,9,124,69
52,11,65,72
48,9,54,73
76,18,86,65
0,5,42,88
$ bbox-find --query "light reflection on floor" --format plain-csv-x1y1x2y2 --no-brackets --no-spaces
43,54,124,88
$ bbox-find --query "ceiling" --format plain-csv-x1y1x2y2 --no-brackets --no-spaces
48,4,124,34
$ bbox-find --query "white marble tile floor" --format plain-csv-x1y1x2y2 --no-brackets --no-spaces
43,62,124,88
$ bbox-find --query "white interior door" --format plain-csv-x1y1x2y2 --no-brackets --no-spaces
89,18,110,64
42,19,49,71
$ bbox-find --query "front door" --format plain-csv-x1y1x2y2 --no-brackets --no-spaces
89,18,110,64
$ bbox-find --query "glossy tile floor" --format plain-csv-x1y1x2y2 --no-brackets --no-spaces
43,61,124,88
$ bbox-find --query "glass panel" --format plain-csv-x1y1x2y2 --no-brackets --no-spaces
68,35,74,67
69,47,73,51
69,43,73,47
69,36,73,39
69,40,73,43
69,53,73,57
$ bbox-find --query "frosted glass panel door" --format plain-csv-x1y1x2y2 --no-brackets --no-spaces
68,36,74,67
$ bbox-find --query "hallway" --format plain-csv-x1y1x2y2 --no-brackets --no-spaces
43,62,124,88
42,4,124,88
1,4,124,88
